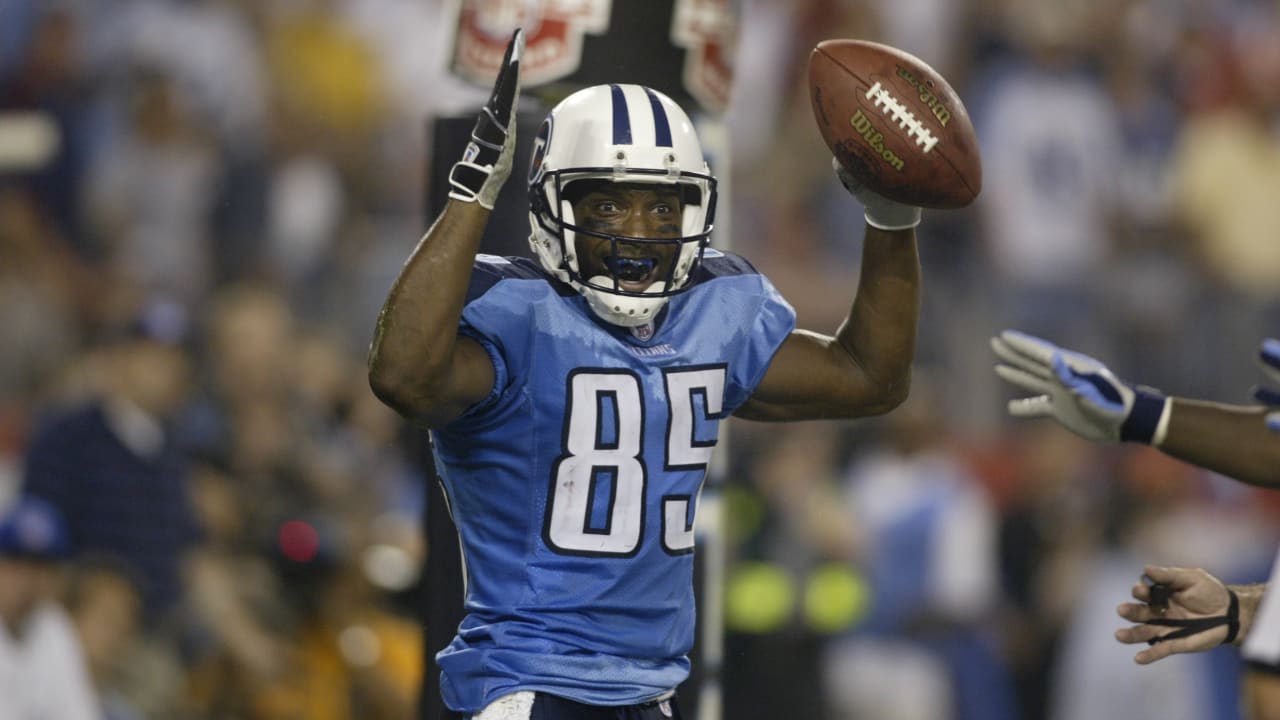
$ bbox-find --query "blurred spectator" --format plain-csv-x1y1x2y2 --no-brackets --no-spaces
83,68,222,307
991,424,1106,720
263,0,388,168
64,554,184,720
0,3,96,251
1168,6,1280,396
825,383,1015,720
186,512,420,719
95,0,267,148
1047,448,1274,720
0,495,101,720
971,0,1124,351
1172,7,1280,300
22,299,200,621
0,187,86,413
723,422,861,720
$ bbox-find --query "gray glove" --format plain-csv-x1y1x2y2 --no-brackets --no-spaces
448,29,524,209
992,329,1170,445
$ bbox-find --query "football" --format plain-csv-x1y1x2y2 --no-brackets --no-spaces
809,39,981,209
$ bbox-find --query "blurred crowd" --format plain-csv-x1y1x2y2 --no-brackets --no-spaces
2,0,1280,719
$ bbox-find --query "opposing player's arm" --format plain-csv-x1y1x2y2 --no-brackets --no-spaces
993,330,1280,487
367,30,523,427
1159,399,1280,488
737,220,920,421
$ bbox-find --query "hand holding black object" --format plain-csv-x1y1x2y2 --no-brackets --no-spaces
1115,565,1237,664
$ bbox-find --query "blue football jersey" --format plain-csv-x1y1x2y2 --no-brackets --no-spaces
432,250,795,712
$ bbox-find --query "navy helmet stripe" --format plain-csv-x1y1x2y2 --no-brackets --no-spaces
644,88,673,147
610,84,632,145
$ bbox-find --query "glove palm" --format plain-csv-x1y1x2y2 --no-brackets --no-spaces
991,330,1169,445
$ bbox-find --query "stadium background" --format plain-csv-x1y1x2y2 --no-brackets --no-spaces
3,0,1280,718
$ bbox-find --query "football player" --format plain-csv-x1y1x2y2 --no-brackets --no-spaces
993,330,1280,718
368,30,927,720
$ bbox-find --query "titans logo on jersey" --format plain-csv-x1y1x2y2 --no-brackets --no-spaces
430,250,795,712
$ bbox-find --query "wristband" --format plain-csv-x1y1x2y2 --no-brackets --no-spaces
863,203,922,232
1120,388,1169,445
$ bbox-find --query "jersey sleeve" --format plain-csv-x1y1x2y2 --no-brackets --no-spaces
448,256,540,424
721,271,796,414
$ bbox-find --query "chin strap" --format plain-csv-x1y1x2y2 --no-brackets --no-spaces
1144,588,1240,646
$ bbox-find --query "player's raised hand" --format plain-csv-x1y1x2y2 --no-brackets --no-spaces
1115,565,1238,665
991,330,1169,444
830,157,921,231
448,28,524,209
1255,338,1280,432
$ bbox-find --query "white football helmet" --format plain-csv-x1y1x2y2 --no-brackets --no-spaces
527,84,717,327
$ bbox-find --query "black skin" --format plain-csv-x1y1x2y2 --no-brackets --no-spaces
567,181,683,292
369,165,920,427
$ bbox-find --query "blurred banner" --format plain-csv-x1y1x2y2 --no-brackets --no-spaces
446,0,738,114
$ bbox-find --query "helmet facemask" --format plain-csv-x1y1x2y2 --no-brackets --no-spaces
528,85,718,328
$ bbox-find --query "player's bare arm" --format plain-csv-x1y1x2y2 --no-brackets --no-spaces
367,202,497,426
368,30,523,427
1158,338,1280,486
1159,399,1280,487
737,223,920,421
993,331,1280,487
739,41,978,421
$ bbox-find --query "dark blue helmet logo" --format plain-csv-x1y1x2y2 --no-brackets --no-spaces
528,117,552,186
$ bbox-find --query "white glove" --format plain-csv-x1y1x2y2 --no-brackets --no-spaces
831,158,921,231
448,29,524,209
1255,338,1280,432
991,329,1171,445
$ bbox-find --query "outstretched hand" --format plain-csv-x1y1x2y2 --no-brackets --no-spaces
1255,338,1280,432
991,330,1169,445
448,28,524,209
1115,565,1235,664
830,158,920,231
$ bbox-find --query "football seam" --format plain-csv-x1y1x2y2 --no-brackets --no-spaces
817,48,976,202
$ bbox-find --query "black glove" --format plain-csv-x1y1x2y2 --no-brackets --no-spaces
448,28,524,209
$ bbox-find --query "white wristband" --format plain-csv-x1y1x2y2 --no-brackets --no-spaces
864,204,922,231
1151,397,1173,448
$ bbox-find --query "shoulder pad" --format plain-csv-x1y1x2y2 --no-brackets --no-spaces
466,255,571,303
689,249,763,284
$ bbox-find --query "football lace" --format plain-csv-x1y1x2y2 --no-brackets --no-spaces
864,80,939,153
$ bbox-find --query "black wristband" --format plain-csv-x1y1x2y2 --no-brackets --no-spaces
1120,387,1167,444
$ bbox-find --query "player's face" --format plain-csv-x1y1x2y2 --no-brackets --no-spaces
570,182,684,293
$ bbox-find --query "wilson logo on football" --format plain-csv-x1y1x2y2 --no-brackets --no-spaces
895,67,953,127
849,110,905,172
864,81,939,154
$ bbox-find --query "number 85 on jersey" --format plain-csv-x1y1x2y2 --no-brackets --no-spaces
545,366,726,557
